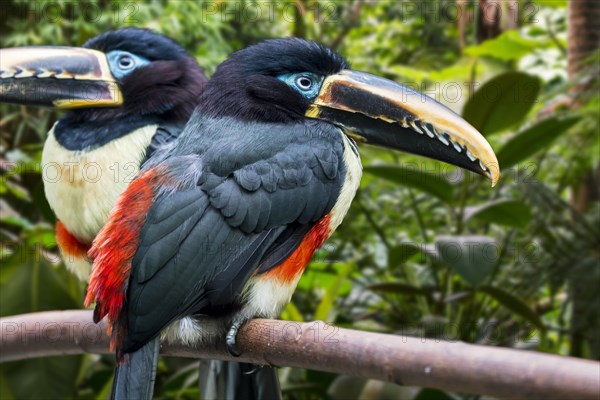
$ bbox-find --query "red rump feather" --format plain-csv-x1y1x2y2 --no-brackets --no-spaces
55,221,90,260
85,168,160,350
262,214,332,284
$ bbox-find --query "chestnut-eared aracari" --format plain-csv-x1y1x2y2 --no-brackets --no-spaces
0,28,206,281
84,38,499,399
1,29,278,400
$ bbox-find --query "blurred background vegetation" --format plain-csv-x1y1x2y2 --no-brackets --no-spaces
0,0,598,399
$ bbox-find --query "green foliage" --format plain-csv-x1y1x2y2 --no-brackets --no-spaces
364,165,455,203
479,285,545,331
435,235,497,287
1,0,598,399
497,116,581,168
464,31,553,62
462,72,541,135
0,256,80,315
2,357,83,400
314,263,353,322
465,199,532,228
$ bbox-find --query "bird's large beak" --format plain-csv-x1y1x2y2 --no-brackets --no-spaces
307,70,500,186
0,46,122,109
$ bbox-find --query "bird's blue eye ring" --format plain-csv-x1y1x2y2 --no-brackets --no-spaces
295,75,314,91
117,55,135,70
106,50,150,79
277,72,322,99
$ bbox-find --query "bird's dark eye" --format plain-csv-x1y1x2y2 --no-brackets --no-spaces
295,76,314,91
117,55,134,70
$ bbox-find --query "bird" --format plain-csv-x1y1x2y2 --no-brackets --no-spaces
85,37,499,399
1,28,284,400
0,27,207,281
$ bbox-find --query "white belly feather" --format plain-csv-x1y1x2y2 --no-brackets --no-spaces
329,134,363,234
41,123,157,243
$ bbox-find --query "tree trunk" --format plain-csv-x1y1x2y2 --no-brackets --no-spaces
568,1,600,78
567,0,600,359
477,0,502,42
458,0,515,48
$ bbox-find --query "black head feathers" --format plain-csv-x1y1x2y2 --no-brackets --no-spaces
84,27,188,61
67,28,206,124
234,38,349,77
199,38,349,123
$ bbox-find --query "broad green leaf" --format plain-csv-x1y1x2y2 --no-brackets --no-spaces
314,263,352,321
1,356,82,400
463,72,540,135
97,375,115,400
465,31,550,61
388,65,431,84
480,285,545,331
497,116,580,169
388,243,422,267
23,224,56,248
465,199,532,228
436,236,497,286
364,165,454,203
390,62,483,85
535,0,567,7
282,301,305,322
297,262,351,296
367,282,431,296
0,251,20,285
0,254,79,316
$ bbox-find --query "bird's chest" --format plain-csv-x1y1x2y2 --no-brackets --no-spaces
243,134,362,319
328,135,363,233
41,124,157,243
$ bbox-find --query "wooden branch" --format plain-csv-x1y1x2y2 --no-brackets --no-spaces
1,311,599,399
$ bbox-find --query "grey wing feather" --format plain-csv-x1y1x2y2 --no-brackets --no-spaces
142,124,183,163
122,122,346,353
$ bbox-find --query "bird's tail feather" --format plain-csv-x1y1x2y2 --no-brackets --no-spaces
199,360,281,400
111,337,160,400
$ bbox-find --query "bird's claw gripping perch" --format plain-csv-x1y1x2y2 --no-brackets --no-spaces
225,320,245,357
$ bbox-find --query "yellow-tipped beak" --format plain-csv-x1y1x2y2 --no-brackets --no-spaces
307,70,500,186
0,46,122,109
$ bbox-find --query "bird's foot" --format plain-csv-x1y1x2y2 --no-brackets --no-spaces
225,319,245,357
242,365,261,375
